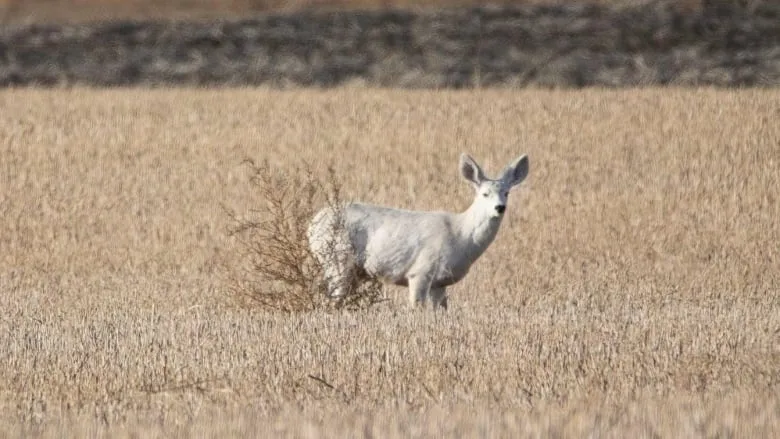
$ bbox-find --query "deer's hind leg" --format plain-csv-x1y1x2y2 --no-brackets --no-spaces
315,225,357,299
321,243,357,299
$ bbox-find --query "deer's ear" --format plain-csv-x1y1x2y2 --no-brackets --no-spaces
460,153,486,187
502,155,529,188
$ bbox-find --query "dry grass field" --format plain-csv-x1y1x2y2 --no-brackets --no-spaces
0,87,778,437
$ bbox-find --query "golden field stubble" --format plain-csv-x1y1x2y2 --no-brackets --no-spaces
0,88,778,437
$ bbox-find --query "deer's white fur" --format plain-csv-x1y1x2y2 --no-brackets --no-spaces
307,153,529,309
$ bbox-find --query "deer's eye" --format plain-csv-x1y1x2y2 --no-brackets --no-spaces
482,193,489,198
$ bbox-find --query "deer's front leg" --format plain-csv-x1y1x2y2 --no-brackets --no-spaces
407,274,432,307
429,287,448,310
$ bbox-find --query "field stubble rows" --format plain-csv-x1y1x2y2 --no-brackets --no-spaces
0,88,778,437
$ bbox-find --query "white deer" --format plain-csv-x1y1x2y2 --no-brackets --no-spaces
307,153,529,309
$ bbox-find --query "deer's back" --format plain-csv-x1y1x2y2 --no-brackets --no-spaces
343,203,457,283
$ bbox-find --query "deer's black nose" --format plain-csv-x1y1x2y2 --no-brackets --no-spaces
495,205,506,214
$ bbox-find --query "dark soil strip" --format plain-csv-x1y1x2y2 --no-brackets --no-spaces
1,2,778,87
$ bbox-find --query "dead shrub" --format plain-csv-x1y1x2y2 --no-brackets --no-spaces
224,159,384,312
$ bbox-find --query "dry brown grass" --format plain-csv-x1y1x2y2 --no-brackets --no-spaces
0,0,705,24
0,87,778,437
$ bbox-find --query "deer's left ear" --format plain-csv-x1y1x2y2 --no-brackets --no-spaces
502,155,529,188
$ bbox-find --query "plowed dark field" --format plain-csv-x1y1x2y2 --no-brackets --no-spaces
2,1,778,87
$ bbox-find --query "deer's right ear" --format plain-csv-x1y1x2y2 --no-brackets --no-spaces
460,153,485,187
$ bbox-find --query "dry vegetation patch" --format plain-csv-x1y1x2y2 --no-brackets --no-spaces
0,87,778,436
224,159,384,311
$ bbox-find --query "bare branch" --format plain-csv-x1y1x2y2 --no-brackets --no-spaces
224,159,383,312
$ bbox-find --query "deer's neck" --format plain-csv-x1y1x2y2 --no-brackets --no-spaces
454,203,503,263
